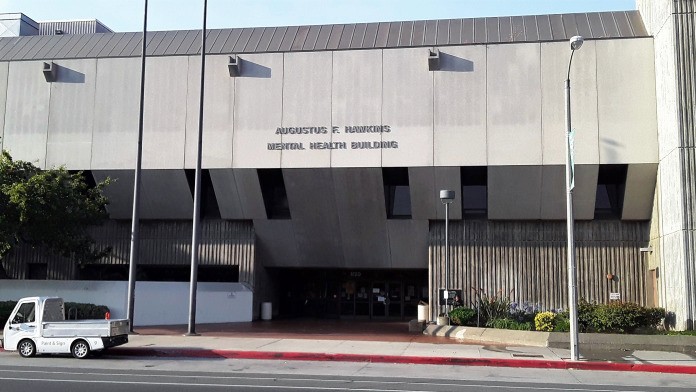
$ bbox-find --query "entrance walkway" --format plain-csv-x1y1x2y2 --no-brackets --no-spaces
115,319,696,374
135,318,460,344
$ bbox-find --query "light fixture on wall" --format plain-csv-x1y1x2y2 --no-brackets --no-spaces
428,48,441,71
639,246,653,253
228,54,241,77
42,61,56,82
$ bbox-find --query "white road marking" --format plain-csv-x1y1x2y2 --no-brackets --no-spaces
0,374,661,392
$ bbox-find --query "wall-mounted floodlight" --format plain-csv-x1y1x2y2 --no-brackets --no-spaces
428,48,441,71
43,61,56,82
228,54,241,77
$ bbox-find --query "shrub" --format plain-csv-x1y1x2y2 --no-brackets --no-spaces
0,301,17,327
553,313,570,332
592,302,665,333
509,301,541,324
0,300,110,326
449,307,476,326
487,318,532,331
64,302,111,320
568,299,665,333
666,330,696,336
534,311,556,332
474,289,514,324
576,299,596,332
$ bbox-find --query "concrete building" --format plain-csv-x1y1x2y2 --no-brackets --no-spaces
0,0,693,328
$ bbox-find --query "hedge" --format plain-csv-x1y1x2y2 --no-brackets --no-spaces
1,300,110,327
449,307,476,326
561,300,665,334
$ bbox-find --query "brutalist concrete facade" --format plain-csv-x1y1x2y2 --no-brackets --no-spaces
638,0,696,330
0,4,693,326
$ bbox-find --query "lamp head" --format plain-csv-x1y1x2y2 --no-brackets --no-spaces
570,35,584,51
439,190,455,204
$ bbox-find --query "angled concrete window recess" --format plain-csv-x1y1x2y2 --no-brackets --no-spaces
43,61,57,82
428,48,440,71
228,54,241,77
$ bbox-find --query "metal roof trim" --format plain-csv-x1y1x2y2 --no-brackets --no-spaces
0,10,648,61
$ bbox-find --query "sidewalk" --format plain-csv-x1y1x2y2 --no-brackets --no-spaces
117,319,696,374
3,319,696,374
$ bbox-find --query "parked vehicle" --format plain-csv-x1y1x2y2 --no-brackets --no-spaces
2,296,129,359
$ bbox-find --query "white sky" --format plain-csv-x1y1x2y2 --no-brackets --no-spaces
1,0,637,32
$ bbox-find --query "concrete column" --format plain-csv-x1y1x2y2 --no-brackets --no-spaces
638,0,696,330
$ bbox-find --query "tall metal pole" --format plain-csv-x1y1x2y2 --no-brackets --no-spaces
126,0,148,333
565,75,579,361
439,190,454,324
445,202,450,325
565,36,583,361
187,0,207,336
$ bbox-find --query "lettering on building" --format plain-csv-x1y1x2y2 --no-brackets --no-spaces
267,124,398,151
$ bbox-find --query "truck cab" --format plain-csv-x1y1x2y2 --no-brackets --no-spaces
3,296,129,359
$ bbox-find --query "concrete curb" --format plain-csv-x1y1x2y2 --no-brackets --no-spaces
107,347,696,374
424,325,696,352
4,342,696,374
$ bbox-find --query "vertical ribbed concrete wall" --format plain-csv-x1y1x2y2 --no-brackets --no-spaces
3,220,256,283
638,0,696,330
429,220,649,321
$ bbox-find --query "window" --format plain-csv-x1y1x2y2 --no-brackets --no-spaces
595,164,627,219
27,263,48,280
185,169,221,219
258,169,291,219
461,166,487,218
13,302,36,324
78,265,239,282
383,167,412,219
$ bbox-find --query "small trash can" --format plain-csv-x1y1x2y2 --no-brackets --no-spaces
417,301,429,322
261,302,272,320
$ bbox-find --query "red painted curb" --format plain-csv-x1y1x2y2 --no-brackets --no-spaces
109,348,696,375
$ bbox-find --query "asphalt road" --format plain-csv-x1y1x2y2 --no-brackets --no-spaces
0,352,694,392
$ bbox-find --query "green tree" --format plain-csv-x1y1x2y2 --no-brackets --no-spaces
0,150,111,277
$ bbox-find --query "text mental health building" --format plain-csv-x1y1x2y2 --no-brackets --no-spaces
0,0,694,329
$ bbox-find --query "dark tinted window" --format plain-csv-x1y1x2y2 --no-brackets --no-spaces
28,263,48,280
383,167,411,219
595,164,627,219
461,166,487,218
258,169,291,219
185,169,221,219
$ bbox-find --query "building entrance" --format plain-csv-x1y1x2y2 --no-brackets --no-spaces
370,281,401,318
271,269,427,320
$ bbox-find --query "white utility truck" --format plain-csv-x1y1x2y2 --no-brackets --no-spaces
2,296,129,359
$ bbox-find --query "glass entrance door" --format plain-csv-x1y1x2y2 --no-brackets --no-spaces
371,281,402,319
387,281,402,318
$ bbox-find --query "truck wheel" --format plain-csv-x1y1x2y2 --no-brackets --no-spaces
71,340,90,359
18,339,36,358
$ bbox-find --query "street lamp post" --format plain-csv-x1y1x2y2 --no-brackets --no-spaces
566,35,584,362
440,190,455,325
126,0,148,333
186,0,208,337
